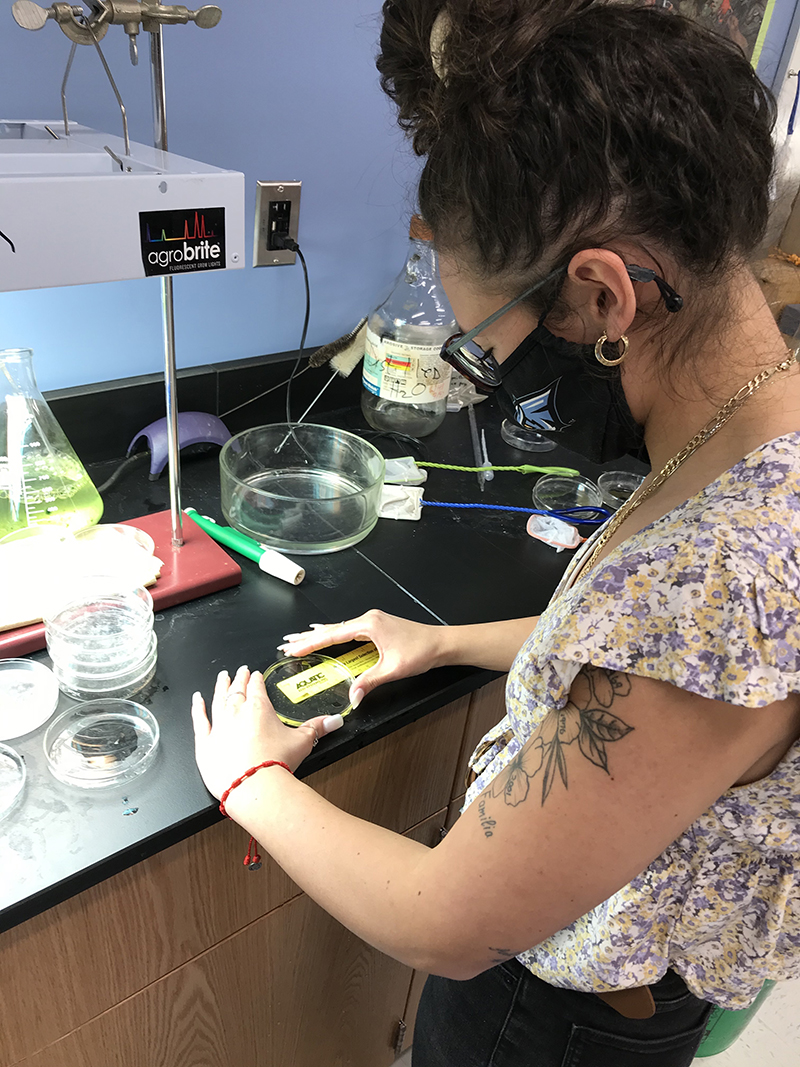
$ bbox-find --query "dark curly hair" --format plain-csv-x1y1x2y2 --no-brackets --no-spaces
377,0,776,319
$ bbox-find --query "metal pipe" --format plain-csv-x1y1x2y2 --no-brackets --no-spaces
149,15,184,545
86,19,131,156
149,18,168,152
160,274,183,545
61,41,77,137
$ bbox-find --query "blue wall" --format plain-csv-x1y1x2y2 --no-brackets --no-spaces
0,2,420,390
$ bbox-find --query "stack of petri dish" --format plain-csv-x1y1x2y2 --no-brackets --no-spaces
44,577,157,700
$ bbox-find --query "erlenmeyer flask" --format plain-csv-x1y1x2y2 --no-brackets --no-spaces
0,349,103,537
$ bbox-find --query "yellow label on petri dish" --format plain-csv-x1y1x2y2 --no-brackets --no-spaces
275,643,379,705
337,642,379,678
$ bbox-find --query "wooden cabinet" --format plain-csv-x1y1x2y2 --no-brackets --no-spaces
1,681,506,1067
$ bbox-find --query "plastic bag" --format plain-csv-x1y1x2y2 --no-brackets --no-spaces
526,513,583,552
383,457,427,485
379,485,424,520
446,372,488,412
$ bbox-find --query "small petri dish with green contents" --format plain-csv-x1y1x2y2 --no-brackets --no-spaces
263,654,356,727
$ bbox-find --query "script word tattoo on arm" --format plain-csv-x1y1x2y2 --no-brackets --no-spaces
488,946,518,964
476,665,634,836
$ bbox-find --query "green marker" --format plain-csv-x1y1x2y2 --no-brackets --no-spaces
184,509,305,586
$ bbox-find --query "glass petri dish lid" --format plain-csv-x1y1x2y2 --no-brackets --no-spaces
263,654,356,726
0,659,60,741
0,744,26,823
43,699,160,788
73,523,155,557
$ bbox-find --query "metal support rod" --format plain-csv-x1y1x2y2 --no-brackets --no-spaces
149,16,168,152
150,16,184,545
160,274,182,542
86,19,131,156
61,41,77,136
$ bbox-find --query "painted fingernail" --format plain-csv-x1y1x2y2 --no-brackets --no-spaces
217,669,229,681
350,688,364,709
282,633,304,642
192,691,201,703
322,714,344,732
237,664,249,674
309,622,326,629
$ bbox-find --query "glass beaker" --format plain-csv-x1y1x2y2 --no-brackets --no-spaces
0,349,103,538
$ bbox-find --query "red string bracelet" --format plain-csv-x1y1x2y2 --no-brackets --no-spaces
219,760,293,871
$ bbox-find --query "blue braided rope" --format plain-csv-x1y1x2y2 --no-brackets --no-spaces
421,501,611,525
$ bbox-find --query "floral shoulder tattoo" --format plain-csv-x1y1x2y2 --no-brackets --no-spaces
478,665,634,835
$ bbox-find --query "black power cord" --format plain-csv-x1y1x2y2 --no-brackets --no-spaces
272,234,311,427
95,451,150,495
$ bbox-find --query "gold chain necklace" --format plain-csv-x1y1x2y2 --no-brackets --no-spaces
577,350,799,579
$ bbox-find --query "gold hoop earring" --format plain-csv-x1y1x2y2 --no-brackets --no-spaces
595,333,629,367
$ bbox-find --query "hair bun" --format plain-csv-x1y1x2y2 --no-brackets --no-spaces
379,0,604,151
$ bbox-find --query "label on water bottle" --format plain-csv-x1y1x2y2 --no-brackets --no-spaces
363,329,452,404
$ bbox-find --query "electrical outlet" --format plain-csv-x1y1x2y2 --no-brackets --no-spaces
253,180,302,266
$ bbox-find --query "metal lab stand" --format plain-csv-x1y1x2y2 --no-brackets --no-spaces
11,0,226,547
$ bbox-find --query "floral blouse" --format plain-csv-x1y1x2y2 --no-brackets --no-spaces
464,433,800,1008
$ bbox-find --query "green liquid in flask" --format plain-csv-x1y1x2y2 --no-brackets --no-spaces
1,349,104,539
0,454,103,539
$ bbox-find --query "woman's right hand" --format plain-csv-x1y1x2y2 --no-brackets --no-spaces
277,609,445,706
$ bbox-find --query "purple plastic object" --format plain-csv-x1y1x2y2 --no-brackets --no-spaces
127,412,231,479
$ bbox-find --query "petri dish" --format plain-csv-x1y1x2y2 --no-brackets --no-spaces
50,631,158,701
500,419,557,453
43,700,160,788
264,654,356,726
73,523,155,557
532,474,602,513
0,744,26,823
44,578,154,681
597,470,645,510
0,659,60,741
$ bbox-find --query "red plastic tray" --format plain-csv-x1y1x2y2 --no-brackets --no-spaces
0,510,241,659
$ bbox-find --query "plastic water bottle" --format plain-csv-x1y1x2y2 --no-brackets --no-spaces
361,216,457,438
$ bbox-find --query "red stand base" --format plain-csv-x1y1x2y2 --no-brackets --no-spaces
0,511,242,659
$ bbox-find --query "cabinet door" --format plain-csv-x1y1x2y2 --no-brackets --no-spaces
18,808,449,1067
451,676,507,800
0,696,469,1067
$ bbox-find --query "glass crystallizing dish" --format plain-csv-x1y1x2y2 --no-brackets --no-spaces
220,423,385,555
263,654,357,726
44,700,159,788
0,659,60,741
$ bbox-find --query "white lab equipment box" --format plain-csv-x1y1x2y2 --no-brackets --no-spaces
0,120,245,292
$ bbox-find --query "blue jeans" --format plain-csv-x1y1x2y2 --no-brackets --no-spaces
412,962,712,1067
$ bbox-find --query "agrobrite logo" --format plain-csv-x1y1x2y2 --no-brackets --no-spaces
139,207,226,277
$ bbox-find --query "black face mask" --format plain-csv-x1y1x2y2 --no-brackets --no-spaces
497,324,647,465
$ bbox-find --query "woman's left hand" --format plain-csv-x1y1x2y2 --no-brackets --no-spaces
191,665,344,800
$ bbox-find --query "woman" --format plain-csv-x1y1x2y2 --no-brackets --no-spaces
191,2,800,1064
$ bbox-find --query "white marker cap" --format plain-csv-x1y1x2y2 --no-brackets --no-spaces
258,547,305,586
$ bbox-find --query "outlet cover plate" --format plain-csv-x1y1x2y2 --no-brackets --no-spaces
253,180,301,266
